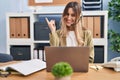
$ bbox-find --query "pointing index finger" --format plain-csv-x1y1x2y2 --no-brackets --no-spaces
45,17,49,23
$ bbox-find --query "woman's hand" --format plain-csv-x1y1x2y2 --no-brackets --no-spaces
75,22,84,46
45,18,56,33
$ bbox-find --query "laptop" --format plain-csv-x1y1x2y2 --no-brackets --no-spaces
45,46,90,72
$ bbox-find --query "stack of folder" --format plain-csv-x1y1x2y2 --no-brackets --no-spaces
82,16,101,38
33,48,46,61
82,0,102,10
9,17,30,38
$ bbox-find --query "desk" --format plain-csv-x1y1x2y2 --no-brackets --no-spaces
0,61,120,80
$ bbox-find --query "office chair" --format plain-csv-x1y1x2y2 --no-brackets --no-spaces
0,53,13,62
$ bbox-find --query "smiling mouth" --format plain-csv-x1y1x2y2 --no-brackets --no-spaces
66,20,73,23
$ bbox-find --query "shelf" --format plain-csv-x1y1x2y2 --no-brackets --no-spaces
93,38,107,45
33,39,107,45
8,41,32,45
6,11,108,62
34,41,49,43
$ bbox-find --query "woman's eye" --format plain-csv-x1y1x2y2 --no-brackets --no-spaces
66,13,69,16
65,13,75,17
71,14,75,17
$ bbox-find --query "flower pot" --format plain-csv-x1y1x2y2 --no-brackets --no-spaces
55,76,71,80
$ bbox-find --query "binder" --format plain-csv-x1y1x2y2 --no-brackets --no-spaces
15,18,21,38
21,18,29,38
93,17,101,38
33,49,38,59
87,17,94,37
39,50,43,60
9,18,16,38
43,50,46,61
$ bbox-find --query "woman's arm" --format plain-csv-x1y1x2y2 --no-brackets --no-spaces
46,18,60,46
49,31,60,46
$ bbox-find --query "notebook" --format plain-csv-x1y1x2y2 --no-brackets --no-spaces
45,46,90,72
0,59,46,76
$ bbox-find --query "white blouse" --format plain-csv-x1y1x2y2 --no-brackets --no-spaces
66,31,77,46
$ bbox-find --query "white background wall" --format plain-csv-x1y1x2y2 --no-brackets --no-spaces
0,0,120,61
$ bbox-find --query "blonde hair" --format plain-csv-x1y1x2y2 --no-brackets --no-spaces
60,1,87,46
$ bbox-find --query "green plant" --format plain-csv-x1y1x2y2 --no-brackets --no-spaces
108,0,120,21
108,0,120,53
51,62,73,78
108,30,120,53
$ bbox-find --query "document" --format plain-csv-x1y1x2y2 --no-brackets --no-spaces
35,0,53,3
0,59,46,76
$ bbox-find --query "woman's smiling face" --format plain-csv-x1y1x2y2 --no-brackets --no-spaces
64,8,76,27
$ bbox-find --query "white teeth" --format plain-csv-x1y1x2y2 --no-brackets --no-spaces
67,21,71,23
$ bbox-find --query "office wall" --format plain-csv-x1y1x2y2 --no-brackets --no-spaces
0,0,120,61
0,0,19,53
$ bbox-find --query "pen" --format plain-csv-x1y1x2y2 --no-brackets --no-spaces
95,65,99,71
0,71,11,77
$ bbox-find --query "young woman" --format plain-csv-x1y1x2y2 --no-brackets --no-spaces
46,1,94,63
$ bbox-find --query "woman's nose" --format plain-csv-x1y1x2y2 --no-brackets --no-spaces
68,15,72,19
